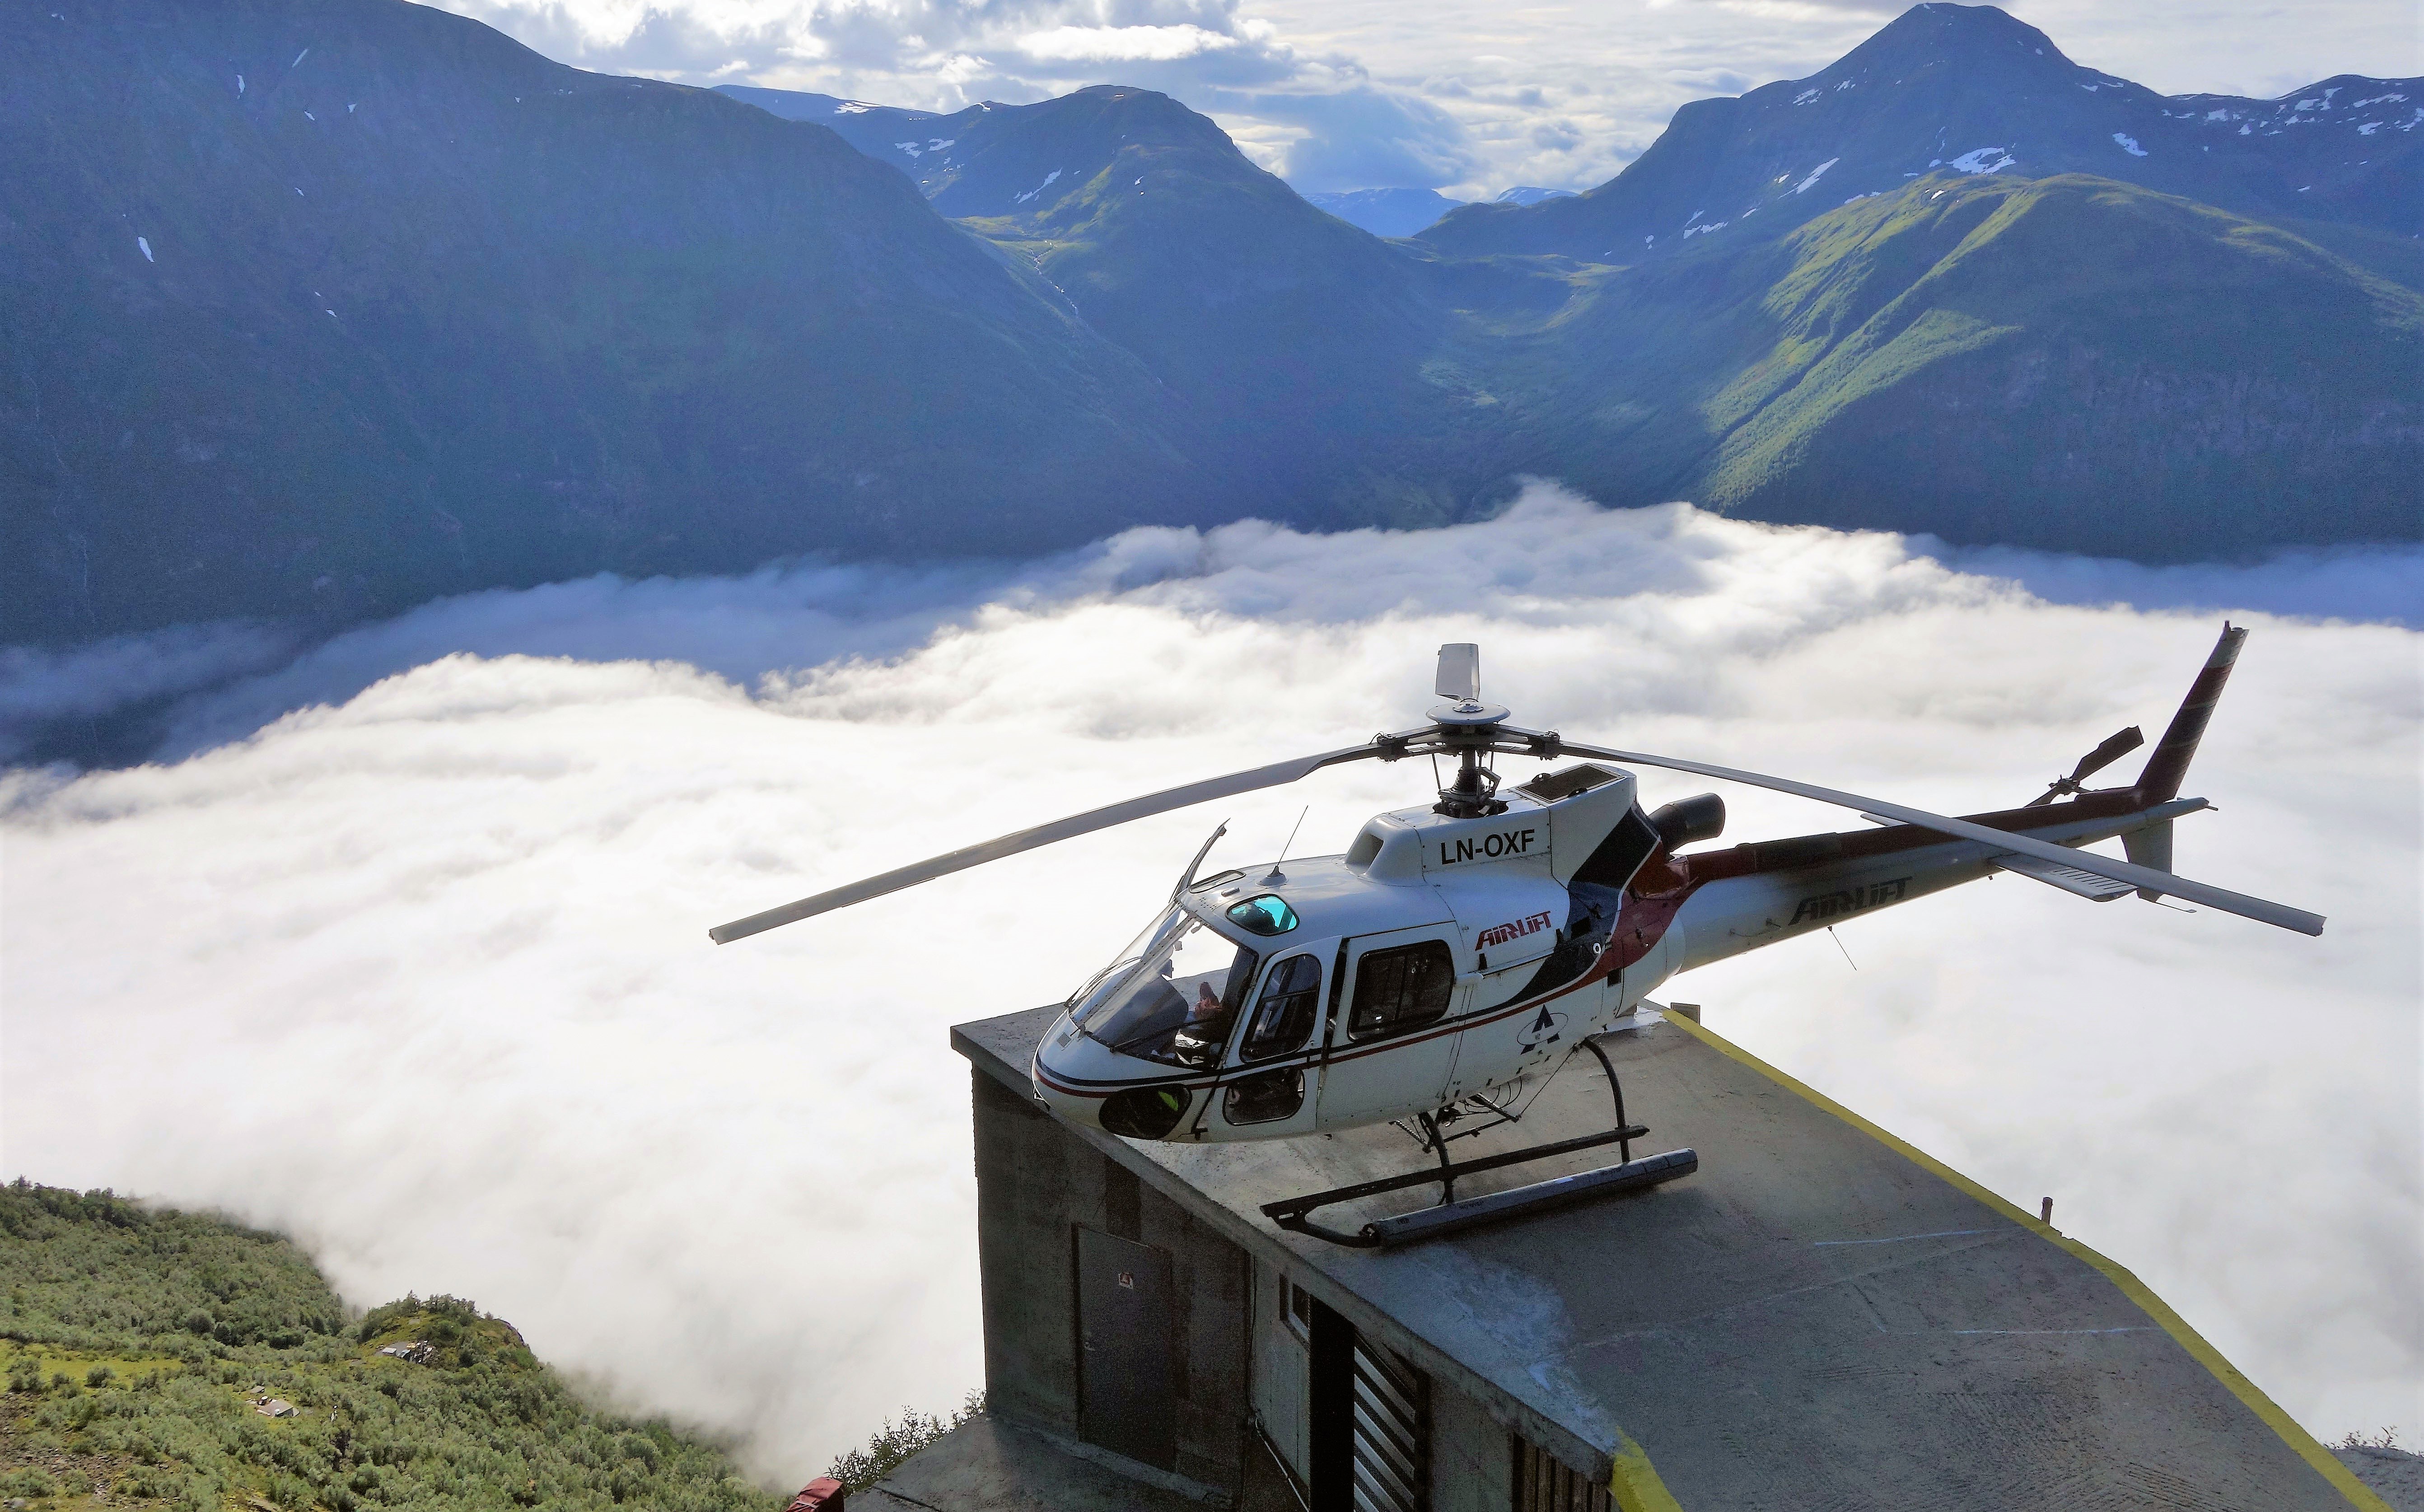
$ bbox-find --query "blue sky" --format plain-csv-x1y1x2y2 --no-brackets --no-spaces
427,0,2422,196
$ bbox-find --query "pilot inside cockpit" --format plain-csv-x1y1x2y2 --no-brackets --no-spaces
1068,907,1258,1068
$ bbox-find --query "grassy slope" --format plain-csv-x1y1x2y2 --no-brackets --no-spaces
0,1182,777,1512
1473,173,2421,557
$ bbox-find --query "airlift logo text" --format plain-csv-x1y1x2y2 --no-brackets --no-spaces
1789,877,1911,925
1435,827,1539,867
1477,910,1555,949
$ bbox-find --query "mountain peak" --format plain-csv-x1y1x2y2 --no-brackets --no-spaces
1855,3,2069,62
1420,0,2419,260
1817,3,2093,94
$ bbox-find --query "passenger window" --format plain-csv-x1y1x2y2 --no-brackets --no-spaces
1348,940,1455,1040
1240,954,1322,1061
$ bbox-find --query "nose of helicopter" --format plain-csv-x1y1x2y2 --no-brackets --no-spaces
1030,1011,1205,1141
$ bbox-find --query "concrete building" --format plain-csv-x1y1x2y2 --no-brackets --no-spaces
855,1003,2387,1511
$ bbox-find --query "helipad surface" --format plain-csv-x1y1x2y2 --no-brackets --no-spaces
953,1004,2379,1510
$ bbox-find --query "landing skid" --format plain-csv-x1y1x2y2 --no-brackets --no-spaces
1260,1037,1698,1248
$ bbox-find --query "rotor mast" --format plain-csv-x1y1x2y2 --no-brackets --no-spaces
1427,643,1513,817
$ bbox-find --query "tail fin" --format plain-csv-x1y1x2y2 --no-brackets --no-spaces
2134,623,2248,803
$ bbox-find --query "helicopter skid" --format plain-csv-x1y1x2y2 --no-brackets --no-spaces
1259,1131,1698,1249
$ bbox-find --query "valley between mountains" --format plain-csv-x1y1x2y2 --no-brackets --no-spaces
4,0,2415,649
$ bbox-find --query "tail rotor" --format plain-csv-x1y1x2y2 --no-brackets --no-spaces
2026,725,2145,807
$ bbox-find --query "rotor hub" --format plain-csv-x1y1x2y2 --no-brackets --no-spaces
1428,699,1511,727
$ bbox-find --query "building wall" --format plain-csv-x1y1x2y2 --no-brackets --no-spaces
1431,1375,1515,1512
970,1069,1257,1494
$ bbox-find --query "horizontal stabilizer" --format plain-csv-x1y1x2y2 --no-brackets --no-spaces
1992,851,2135,902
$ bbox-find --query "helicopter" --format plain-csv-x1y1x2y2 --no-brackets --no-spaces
713,628,2321,1244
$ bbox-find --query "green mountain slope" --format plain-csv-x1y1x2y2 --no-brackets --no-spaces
731,82,1516,525
951,88,1467,509
0,0,1196,647
0,1181,778,1512
1470,173,2420,555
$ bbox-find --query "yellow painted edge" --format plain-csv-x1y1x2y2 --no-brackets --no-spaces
1608,1428,1686,1512
1655,1009,2389,1512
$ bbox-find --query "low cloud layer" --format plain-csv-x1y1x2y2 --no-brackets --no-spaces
423,0,2421,198
4,490,2416,1481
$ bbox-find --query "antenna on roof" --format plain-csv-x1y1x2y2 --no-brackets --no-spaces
1261,806,1309,886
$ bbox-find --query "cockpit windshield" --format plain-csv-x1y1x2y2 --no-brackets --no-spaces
1068,906,1258,1068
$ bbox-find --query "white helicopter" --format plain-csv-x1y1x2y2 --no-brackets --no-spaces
714,631,2320,1244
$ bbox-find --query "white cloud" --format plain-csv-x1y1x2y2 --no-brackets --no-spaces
3,489,2416,1483
1019,23,1239,61
1216,84,1481,191
425,0,2420,200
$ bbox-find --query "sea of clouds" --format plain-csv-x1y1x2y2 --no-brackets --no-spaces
2,487,2415,1483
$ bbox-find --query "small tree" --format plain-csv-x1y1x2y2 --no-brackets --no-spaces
825,1390,986,1492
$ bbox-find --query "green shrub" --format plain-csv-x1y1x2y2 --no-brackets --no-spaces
86,1363,114,1387
0,1466,56,1496
825,1390,985,1492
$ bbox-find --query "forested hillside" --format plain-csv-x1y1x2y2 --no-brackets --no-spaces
0,1182,778,1512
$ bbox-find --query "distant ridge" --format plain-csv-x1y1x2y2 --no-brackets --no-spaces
1300,187,1468,237
1419,2,2419,260
1494,186,1579,206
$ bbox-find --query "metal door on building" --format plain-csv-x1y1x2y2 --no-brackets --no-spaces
1252,1263,1314,1488
1074,1227,1177,1470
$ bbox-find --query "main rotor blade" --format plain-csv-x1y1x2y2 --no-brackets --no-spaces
709,742,1384,944
1556,741,2325,937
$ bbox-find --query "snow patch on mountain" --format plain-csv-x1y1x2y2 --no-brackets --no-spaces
1793,158,1839,193
2113,132,2148,157
1947,147,2015,174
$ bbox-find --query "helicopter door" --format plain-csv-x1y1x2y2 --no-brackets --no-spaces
1216,950,1326,1137
1315,928,1462,1130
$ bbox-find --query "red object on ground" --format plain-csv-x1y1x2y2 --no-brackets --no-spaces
785,1477,846,1511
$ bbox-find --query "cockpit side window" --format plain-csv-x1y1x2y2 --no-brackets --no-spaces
1239,954,1322,1062
1081,910,1259,1069
1347,940,1455,1040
